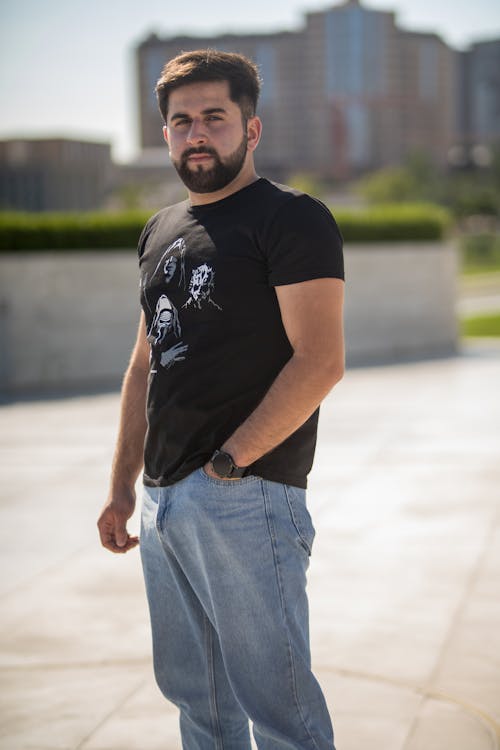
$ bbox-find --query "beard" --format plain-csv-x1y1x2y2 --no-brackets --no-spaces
173,134,248,193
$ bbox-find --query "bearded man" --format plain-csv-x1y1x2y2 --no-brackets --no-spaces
98,49,344,750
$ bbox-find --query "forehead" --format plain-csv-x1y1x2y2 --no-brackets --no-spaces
167,80,237,117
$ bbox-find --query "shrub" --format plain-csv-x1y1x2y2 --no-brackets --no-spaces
0,211,150,251
334,203,451,242
0,203,451,251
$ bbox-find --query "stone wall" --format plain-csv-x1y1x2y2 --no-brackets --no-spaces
0,242,458,392
344,242,458,365
0,252,140,391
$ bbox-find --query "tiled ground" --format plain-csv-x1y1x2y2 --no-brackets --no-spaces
1,345,499,749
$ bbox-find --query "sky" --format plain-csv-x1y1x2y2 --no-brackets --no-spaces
1,0,499,162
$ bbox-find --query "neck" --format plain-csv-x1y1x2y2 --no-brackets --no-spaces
188,162,259,206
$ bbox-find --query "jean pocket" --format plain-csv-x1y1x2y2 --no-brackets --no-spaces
283,484,316,555
199,466,260,487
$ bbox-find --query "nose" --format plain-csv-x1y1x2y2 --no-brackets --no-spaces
186,118,208,145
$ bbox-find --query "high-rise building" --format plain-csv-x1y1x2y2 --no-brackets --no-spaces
457,38,500,156
135,0,498,179
303,0,403,177
398,31,457,168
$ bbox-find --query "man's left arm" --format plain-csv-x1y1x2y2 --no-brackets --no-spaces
214,276,344,469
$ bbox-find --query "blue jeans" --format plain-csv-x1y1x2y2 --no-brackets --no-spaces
140,468,335,750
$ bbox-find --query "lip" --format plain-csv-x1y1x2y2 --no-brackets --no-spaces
187,153,213,162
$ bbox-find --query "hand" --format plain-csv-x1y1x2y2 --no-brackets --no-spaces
160,342,189,369
203,461,239,481
97,487,140,554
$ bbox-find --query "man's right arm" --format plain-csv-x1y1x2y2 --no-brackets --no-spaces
97,312,150,554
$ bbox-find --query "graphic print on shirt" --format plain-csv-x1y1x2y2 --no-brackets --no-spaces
147,294,188,370
144,239,223,373
148,295,181,345
160,341,189,369
141,238,187,316
153,237,187,289
183,264,222,311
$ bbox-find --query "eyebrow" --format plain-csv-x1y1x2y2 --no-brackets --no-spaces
170,107,227,122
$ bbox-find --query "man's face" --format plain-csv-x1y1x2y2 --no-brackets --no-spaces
164,81,251,194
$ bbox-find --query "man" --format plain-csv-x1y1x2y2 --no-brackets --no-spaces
98,49,344,750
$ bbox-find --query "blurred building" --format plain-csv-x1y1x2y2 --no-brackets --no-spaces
135,0,469,179
398,31,456,169
0,138,113,211
303,2,402,177
457,38,500,163
302,3,455,176
109,148,186,210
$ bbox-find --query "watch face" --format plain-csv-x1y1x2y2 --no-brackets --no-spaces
212,451,233,477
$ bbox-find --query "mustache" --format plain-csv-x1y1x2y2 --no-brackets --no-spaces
182,146,218,161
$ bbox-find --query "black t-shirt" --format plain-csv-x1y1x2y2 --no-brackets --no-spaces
138,177,344,489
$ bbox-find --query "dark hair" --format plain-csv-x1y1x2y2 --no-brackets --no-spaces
155,49,261,122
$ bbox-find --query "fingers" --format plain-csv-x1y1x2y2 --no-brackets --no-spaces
99,532,139,554
101,534,139,554
97,507,139,554
115,525,129,549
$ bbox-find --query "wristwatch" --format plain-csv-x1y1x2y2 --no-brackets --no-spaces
210,450,248,478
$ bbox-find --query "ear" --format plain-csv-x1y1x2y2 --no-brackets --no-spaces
162,125,169,146
246,116,262,152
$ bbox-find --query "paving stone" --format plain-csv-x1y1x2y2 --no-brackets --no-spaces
1,349,499,749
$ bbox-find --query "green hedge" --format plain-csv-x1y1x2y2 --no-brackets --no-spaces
334,203,451,242
0,203,451,251
0,211,150,251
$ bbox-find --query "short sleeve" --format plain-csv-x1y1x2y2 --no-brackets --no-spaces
137,213,159,260
265,194,344,287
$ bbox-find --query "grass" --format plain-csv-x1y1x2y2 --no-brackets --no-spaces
463,259,500,275
461,233,500,275
461,312,500,338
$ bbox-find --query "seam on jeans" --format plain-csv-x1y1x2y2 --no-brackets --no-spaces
283,484,313,556
154,487,175,555
155,487,169,535
204,614,224,750
199,466,260,487
262,481,323,750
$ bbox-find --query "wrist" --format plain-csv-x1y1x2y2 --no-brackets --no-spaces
220,444,250,469
210,449,249,479
109,477,136,497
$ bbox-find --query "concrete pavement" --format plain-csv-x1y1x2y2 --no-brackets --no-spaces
1,344,499,750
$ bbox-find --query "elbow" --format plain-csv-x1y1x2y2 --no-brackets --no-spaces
327,359,344,387
294,346,344,389
322,343,345,386
310,353,344,390
309,337,345,389
335,360,345,384
328,338,345,386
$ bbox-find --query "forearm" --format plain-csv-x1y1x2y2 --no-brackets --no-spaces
109,363,148,493
223,352,343,467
